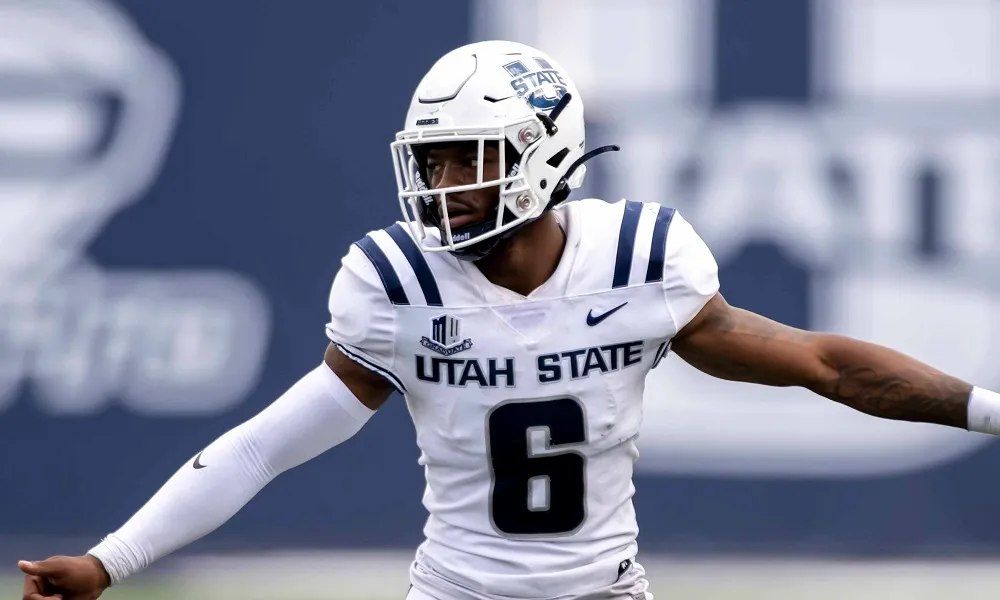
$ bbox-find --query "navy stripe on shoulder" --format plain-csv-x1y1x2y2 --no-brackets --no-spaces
651,341,671,369
385,223,443,307
612,200,643,288
645,206,676,283
332,340,407,393
354,235,408,305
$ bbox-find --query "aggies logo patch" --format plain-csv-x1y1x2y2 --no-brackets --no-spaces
421,314,473,356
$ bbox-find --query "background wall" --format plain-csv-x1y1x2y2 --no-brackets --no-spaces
0,0,468,554
3,0,1000,574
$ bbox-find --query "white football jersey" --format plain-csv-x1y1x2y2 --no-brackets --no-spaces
326,198,719,600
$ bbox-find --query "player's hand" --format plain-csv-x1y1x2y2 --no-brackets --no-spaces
18,555,111,600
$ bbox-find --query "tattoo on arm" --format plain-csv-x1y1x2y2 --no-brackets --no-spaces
673,294,972,429
821,353,971,429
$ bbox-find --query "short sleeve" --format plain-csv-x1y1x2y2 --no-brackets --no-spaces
661,212,720,332
325,245,402,390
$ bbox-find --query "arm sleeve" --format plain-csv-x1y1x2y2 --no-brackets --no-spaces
87,364,374,585
662,212,721,333
325,244,402,390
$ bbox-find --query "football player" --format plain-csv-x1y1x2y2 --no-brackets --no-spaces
19,41,1000,600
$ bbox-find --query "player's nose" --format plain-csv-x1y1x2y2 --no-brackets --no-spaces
435,160,470,190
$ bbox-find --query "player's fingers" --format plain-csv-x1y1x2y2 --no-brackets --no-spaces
22,575,64,598
22,565,70,600
19,561,45,576
22,580,63,600
22,574,37,589
24,575,63,600
19,560,59,577
22,573,42,594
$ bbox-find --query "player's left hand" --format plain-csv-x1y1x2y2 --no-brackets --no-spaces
18,555,110,600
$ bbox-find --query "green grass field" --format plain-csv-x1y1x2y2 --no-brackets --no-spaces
7,552,1000,599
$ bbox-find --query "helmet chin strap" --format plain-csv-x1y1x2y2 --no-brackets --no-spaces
545,144,621,209
444,205,519,262
449,231,504,262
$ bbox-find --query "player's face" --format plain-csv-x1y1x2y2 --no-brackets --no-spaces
425,141,501,230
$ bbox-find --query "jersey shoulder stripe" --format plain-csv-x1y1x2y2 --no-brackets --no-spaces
385,223,443,307
599,199,677,289
353,223,447,307
644,205,676,283
331,340,407,393
612,200,643,288
354,234,409,305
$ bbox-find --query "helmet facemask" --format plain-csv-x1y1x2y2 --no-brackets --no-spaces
406,139,526,260
391,119,545,259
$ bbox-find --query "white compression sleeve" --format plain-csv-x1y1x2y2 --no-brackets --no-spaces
968,386,1000,435
88,364,374,584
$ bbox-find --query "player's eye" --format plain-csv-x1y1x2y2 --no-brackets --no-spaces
455,154,477,169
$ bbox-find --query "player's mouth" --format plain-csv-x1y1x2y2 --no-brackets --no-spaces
445,201,478,230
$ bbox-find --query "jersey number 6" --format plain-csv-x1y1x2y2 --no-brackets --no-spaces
487,397,587,535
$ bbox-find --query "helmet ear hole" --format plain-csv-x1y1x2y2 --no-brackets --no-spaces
546,148,570,168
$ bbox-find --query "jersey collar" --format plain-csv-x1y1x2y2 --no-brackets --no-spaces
458,204,582,304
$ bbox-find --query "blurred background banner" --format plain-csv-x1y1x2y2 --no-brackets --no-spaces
3,0,1000,560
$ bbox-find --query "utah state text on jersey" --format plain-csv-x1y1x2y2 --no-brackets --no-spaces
414,339,643,387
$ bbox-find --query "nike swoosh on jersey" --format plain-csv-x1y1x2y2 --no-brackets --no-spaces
586,301,628,326
193,451,207,469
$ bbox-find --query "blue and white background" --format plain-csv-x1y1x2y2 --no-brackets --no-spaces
4,0,1000,583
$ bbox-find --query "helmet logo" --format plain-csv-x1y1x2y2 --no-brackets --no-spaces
503,60,530,77
505,57,569,113
528,83,568,110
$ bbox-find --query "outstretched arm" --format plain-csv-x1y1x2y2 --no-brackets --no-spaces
19,344,394,598
671,293,973,428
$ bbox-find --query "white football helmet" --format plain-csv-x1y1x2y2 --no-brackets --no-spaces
391,40,614,259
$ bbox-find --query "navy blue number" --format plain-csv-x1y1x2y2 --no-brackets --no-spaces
487,398,586,535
